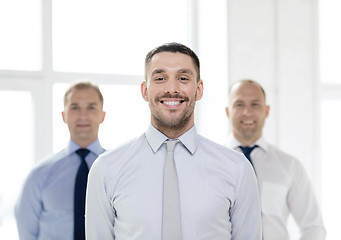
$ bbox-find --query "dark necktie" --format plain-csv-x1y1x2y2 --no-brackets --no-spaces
74,148,90,240
239,145,258,166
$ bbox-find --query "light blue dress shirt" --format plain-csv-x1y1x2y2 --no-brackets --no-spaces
15,139,106,240
85,125,262,240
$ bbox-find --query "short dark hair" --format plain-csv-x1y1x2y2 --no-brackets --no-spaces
64,81,104,108
144,42,200,82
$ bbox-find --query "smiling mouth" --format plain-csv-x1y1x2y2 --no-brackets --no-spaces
241,120,255,126
161,100,184,105
77,124,90,128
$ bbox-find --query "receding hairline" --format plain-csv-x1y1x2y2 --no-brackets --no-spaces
63,81,104,108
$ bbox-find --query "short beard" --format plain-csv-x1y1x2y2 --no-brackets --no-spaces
150,91,197,136
152,109,193,133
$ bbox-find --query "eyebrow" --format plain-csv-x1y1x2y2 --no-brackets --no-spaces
150,68,194,76
151,69,165,76
178,68,194,75
69,102,98,106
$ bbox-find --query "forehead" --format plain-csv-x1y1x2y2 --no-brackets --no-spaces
66,88,100,103
230,83,265,102
147,52,196,74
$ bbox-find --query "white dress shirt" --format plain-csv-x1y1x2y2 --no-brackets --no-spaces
85,125,262,240
228,135,326,240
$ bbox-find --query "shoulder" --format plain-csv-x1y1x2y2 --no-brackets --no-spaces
266,143,305,171
92,134,146,170
197,135,250,180
198,135,257,196
29,149,69,180
198,135,246,163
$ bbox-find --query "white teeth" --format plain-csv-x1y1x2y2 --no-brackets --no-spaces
164,101,180,106
243,121,253,124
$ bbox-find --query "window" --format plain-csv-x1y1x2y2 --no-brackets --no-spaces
0,0,42,70
53,0,189,75
319,0,341,84
0,91,33,239
320,100,341,239
319,0,341,239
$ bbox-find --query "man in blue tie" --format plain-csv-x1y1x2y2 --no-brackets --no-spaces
225,79,326,240
15,81,106,240
85,43,262,240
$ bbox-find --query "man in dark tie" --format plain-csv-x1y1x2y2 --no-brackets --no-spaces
225,79,326,240
15,81,106,240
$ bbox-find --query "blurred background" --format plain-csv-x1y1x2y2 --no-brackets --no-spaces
0,0,339,239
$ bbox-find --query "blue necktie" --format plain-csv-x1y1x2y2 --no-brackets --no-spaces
74,148,90,240
239,145,258,166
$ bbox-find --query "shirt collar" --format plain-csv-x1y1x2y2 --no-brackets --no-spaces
145,124,199,155
227,134,269,152
65,138,105,156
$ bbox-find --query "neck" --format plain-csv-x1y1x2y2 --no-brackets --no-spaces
72,137,96,149
235,134,261,147
153,123,193,139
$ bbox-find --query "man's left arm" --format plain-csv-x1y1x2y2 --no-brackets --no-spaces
287,159,326,240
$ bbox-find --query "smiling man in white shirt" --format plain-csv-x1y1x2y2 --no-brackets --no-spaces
226,79,326,240
85,43,262,240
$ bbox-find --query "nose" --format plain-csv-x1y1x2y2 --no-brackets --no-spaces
79,108,88,119
164,77,179,94
243,105,252,116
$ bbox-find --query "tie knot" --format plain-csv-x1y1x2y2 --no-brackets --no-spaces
166,140,180,152
76,148,90,160
239,145,258,156
239,145,258,162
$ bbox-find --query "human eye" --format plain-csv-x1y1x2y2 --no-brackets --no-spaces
152,75,166,83
252,102,260,107
70,105,79,110
179,76,189,81
234,102,244,108
87,104,98,110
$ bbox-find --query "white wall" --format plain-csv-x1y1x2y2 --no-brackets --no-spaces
227,0,319,189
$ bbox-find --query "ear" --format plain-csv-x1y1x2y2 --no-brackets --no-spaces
225,107,230,118
62,111,67,123
195,80,204,101
265,105,270,118
100,111,106,123
141,81,149,102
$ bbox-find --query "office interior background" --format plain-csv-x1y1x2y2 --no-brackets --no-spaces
0,0,339,239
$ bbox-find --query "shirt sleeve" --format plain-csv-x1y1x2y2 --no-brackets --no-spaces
230,159,262,240
14,171,43,240
85,158,116,239
287,159,326,240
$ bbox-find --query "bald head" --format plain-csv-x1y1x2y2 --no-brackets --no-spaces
226,80,269,146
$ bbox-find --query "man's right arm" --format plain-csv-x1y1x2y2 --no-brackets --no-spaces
15,171,42,240
230,156,262,240
85,158,116,239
